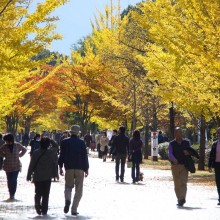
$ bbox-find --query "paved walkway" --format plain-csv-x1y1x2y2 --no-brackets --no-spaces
0,149,219,220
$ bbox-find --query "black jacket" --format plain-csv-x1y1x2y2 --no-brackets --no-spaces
170,139,199,173
208,141,218,168
184,145,200,173
109,135,117,155
114,133,129,155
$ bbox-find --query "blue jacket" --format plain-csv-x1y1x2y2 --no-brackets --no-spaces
58,135,89,172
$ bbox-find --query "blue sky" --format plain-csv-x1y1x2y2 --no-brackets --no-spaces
33,0,142,55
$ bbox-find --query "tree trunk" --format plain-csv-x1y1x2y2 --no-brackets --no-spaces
130,84,137,136
152,96,157,132
144,108,151,159
5,114,19,135
198,115,206,170
169,102,175,140
23,116,31,134
123,119,129,136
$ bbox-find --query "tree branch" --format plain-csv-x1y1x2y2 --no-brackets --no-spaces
0,0,13,16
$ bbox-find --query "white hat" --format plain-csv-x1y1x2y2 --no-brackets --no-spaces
69,125,80,135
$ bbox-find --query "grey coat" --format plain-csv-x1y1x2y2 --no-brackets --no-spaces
27,140,58,182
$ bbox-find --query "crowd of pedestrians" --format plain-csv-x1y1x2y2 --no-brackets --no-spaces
0,125,219,217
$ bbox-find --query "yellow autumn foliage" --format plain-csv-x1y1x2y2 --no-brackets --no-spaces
0,0,69,116
133,0,220,120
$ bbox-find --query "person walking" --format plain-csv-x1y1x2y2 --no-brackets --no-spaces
58,125,89,217
208,127,220,205
29,133,41,157
114,126,129,182
0,133,5,170
168,127,199,207
29,129,36,142
100,131,109,162
22,132,29,147
129,130,143,184
27,137,58,215
95,132,101,158
0,133,27,200
109,129,118,162
84,131,92,153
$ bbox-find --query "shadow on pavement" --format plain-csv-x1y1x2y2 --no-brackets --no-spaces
117,182,130,185
28,214,93,220
2,198,22,203
29,215,57,219
135,182,145,186
115,182,146,186
65,215,92,219
177,206,204,210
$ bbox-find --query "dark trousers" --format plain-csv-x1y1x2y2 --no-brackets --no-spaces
97,144,102,158
6,170,19,197
0,156,3,170
115,154,126,180
34,180,51,214
132,162,140,181
214,162,220,202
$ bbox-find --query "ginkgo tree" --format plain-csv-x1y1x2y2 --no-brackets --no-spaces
0,0,69,120
91,2,170,140
132,0,220,169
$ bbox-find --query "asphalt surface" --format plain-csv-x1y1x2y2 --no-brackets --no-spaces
0,150,219,220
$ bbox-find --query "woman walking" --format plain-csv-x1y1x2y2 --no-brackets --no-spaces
27,137,58,215
129,130,143,184
100,131,109,162
0,133,27,200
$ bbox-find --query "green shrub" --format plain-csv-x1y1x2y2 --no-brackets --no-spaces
158,142,169,160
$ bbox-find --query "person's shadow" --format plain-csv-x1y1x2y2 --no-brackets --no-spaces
64,215,93,219
31,215,57,219
2,198,20,203
177,206,204,210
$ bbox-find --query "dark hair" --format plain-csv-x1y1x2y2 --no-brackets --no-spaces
3,133,14,143
113,129,118,134
40,137,50,149
103,131,107,136
34,133,41,140
132,130,140,140
119,126,126,134
0,134,2,139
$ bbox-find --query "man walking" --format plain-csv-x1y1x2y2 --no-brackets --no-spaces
114,126,129,182
58,125,89,217
208,127,220,205
168,127,199,206
0,134,4,170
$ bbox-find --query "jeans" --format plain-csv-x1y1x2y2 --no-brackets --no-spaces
34,180,51,214
115,153,126,180
6,170,19,198
132,162,140,181
214,162,220,202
